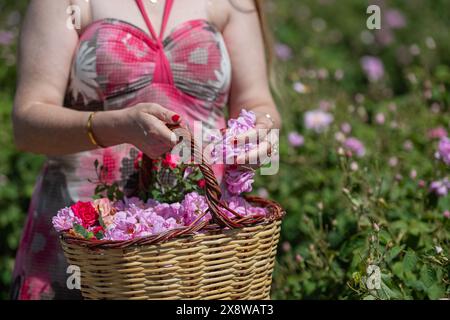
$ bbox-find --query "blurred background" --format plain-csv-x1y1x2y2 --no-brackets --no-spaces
0,0,449,299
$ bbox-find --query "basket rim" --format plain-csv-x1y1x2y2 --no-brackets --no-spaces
60,195,285,249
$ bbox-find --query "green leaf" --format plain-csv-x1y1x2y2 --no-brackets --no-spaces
95,231,104,240
385,245,405,263
378,230,392,243
98,214,107,229
404,278,424,291
403,250,418,273
73,223,92,239
420,266,437,288
427,284,445,300
116,189,124,201
392,262,404,279
379,281,402,300
408,219,431,236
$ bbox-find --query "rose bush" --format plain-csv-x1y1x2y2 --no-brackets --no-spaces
256,0,450,300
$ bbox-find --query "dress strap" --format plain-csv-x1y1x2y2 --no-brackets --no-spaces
159,0,174,40
135,0,174,42
134,0,175,85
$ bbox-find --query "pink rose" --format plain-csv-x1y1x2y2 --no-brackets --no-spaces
93,198,115,226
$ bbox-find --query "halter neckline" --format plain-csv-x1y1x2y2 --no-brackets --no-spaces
135,0,174,45
135,0,175,84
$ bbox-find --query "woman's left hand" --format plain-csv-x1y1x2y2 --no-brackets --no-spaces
232,111,279,169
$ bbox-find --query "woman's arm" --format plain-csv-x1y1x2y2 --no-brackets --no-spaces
12,0,179,158
13,0,101,155
219,0,281,165
222,0,281,129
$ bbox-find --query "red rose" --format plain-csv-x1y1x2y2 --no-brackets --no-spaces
197,179,206,188
162,153,179,169
92,226,104,235
133,151,143,170
71,201,98,228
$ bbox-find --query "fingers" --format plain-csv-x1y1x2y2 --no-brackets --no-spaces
234,128,269,147
255,113,274,130
233,113,273,146
140,103,182,125
141,113,178,147
235,140,271,166
141,144,172,159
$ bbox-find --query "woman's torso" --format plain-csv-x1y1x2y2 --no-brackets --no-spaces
52,0,232,201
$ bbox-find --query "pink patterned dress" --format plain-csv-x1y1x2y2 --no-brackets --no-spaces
11,0,231,300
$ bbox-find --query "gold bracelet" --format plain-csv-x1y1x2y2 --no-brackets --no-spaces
87,112,105,148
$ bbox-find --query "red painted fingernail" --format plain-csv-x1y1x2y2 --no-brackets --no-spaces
233,137,238,146
172,114,181,122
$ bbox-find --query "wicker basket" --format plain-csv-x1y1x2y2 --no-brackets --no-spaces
60,126,285,300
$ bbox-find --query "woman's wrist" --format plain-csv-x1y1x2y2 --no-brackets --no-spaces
247,105,281,129
89,110,127,148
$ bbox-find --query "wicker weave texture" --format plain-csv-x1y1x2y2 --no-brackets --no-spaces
61,220,281,300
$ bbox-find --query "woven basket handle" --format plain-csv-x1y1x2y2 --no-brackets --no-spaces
138,124,252,229
60,124,281,248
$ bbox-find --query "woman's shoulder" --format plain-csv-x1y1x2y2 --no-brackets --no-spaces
208,0,258,32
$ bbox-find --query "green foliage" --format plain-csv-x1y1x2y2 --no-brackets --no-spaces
73,224,94,240
146,163,205,204
257,0,450,299
0,0,449,300
92,160,125,201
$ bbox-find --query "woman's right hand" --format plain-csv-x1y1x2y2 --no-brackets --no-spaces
100,103,182,159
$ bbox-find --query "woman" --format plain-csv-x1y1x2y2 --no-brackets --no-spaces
11,0,281,299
